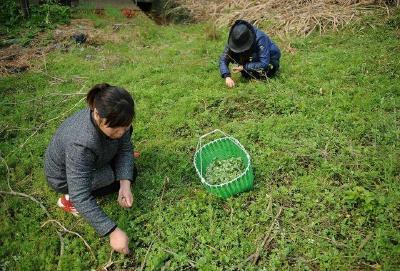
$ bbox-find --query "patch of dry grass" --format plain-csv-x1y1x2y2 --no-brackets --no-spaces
175,0,398,35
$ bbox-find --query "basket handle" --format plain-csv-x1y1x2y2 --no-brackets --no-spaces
197,129,229,152
196,129,230,176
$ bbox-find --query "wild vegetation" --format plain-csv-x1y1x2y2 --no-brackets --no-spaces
0,4,399,271
173,0,400,36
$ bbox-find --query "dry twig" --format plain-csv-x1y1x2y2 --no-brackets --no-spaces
0,157,65,270
102,250,114,270
245,206,283,265
41,219,96,261
139,241,154,271
6,95,86,158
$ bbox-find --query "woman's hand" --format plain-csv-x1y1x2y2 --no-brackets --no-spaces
225,77,235,88
232,65,244,73
118,180,133,208
110,227,130,254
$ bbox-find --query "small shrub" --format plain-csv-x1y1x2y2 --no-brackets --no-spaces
0,0,70,45
344,186,379,214
0,0,23,28
28,2,71,28
386,7,400,29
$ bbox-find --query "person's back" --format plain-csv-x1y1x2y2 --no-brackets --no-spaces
45,109,93,183
45,108,127,186
44,83,136,255
219,20,281,88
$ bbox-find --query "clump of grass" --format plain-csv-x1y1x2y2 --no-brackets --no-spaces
205,157,244,185
205,22,219,41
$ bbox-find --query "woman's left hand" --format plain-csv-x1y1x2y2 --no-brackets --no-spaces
118,180,133,208
232,65,244,73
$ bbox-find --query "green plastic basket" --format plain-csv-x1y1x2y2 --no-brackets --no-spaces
193,129,254,198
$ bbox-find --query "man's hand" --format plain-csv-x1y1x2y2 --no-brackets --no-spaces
232,65,244,73
225,77,235,88
118,180,133,208
110,227,130,254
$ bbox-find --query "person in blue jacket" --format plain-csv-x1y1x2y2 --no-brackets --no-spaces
219,20,281,88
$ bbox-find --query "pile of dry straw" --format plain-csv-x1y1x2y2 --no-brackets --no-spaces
173,0,399,36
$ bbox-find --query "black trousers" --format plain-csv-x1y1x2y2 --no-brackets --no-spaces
242,59,280,80
92,165,138,197
56,164,138,197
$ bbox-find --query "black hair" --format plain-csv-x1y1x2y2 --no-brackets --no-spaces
86,83,135,128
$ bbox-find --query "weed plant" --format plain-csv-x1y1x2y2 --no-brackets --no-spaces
0,0,70,46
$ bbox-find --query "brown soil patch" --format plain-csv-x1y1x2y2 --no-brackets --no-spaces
0,18,133,75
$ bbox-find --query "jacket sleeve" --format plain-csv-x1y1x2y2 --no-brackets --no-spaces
66,143,117,236
113,131,133,182
219,46,231,78
244,35,270,71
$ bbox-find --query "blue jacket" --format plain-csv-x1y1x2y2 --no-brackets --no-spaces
219,22,281,78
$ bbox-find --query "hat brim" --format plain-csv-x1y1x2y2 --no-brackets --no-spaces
228,29,255,53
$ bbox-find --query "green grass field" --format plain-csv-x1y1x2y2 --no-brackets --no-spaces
0,8,399,270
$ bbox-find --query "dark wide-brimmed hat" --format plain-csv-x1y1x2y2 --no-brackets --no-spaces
228,20,255,53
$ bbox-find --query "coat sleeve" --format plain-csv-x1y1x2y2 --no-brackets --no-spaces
219,46,231,78
66,143,117,236
112,131,133,182
244,35,270,71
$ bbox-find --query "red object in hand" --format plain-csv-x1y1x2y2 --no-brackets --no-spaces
133,151,140,158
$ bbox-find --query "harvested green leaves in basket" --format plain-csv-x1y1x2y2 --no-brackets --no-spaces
205,157,245,185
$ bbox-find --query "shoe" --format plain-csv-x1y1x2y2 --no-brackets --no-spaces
57,194,79,216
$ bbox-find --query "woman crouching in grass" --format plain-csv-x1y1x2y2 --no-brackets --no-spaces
44,83,138,254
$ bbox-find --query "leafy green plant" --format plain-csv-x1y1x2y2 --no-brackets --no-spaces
344,186,379,214
0,0,23,28
0,0,70,46
205,157,245,185
28,1,70,28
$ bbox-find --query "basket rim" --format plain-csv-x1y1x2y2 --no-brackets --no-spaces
193,136,252,188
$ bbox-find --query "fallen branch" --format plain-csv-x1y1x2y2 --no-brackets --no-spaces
6,95,86,158
41,219,96,261
3,87,86,105
102,250,114,271
245,206,283,265
0,157,96,269
102,250,132,271
0,189,50,216
0,190,65,270
139,240,154,271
